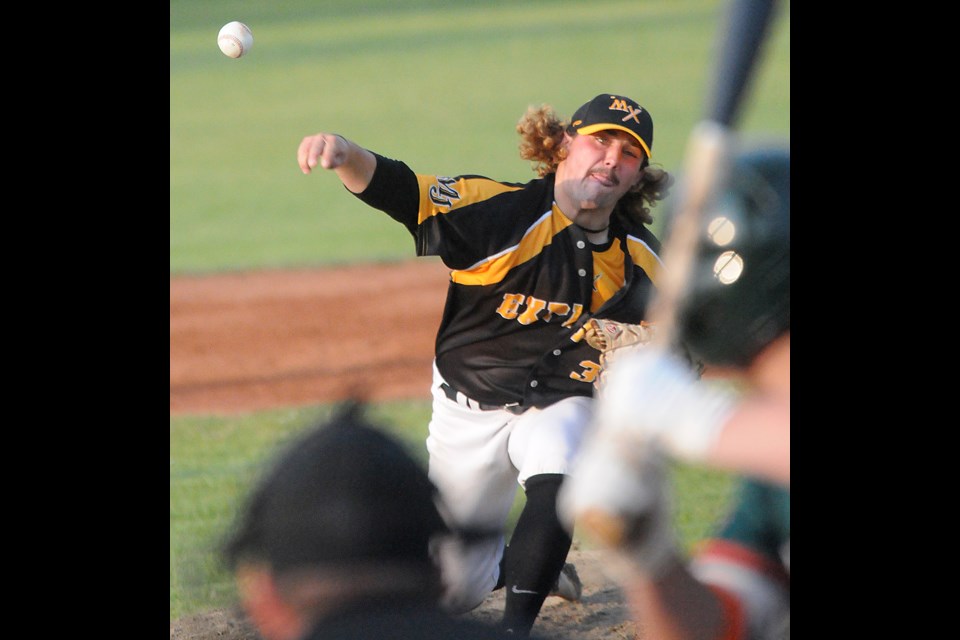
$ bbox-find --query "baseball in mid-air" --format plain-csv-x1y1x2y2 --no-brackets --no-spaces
218,21,254,59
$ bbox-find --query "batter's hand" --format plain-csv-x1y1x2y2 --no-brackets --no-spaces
596,346,738,463
298,133,351,173
558,438,676,579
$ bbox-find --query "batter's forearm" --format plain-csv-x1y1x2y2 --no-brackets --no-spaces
709,399,790,486
622,561,730,640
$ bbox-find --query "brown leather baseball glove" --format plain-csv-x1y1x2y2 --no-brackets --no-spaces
583,319,657,390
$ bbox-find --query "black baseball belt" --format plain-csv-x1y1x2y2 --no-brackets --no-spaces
439,382,526,415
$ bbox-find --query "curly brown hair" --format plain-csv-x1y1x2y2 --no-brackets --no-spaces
516,104,673,225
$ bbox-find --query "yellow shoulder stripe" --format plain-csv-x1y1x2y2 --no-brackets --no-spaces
417,174,522,222
626,234,663,287
451,207,570,285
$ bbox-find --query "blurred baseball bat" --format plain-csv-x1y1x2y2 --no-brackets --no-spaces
577,0,780,550
647,0,780,350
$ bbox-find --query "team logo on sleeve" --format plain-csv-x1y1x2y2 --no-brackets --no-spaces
429,177,461,208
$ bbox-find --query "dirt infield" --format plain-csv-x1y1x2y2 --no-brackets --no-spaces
169,547,636,640
169,260,638,639
170,260,450,416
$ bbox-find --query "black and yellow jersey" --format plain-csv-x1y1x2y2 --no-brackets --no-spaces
356,153,663,409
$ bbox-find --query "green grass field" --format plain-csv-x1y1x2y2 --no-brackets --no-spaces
170,0,788,622
170,401,737,621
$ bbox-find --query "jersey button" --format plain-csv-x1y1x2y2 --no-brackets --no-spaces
578,268,587,277
576,240,586,249
529,380,538,388
552,349,561,356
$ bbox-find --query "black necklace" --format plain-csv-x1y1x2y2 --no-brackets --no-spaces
575,222,610,233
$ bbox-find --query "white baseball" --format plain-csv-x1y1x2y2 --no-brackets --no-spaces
218,21,254,59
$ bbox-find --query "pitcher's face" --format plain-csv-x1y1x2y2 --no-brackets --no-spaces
555,130,646,211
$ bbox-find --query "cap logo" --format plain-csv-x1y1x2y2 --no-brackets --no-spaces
609,98,643,124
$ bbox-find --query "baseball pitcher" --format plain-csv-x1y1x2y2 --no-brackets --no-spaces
297,93,675,637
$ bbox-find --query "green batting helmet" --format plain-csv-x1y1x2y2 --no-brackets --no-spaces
672,144,790,368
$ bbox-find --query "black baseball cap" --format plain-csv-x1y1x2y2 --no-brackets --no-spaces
569,93,654,160
222,401,448,573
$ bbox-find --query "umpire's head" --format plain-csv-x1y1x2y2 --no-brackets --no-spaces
222,400,449,628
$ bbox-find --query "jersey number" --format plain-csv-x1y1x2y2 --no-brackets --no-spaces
569,360,600,384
